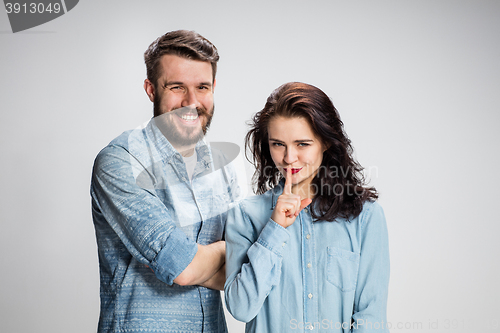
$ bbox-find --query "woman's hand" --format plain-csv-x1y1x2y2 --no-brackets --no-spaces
271,168,312,228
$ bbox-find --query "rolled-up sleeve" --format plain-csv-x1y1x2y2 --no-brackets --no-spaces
91,145,198,285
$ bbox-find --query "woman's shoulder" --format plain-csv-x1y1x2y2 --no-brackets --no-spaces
361,199,383,214
237,189,274,223
227,189,275,239
240,189,274,211
356,200,386,231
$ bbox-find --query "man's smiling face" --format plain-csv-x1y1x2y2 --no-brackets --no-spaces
145,54,215,149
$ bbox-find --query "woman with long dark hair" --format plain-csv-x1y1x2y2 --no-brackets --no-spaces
224,82,390,332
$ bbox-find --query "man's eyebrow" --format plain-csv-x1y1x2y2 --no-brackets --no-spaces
164,81,213,87
164,81,184,86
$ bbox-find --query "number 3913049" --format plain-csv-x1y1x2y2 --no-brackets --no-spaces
5,3,62,14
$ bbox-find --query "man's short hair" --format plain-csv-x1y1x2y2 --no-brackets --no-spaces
144,30,219,88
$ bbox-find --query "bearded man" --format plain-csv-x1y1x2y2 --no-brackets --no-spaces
91,30,239,333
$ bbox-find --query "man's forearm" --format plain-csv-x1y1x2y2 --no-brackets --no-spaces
200,263,225,290
173,241,225,286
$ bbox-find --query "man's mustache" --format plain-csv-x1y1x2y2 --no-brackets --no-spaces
168,106,209,117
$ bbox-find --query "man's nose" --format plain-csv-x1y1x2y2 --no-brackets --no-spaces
181,89,200,108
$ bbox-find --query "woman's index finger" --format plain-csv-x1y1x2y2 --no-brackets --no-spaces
284,167,292,194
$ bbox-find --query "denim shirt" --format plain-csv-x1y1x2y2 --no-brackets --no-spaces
225,183,390,333
91,119,239,333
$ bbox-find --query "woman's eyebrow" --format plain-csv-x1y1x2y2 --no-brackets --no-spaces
268,138,314,143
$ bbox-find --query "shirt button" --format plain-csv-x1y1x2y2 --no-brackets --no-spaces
282,242,286,247
309,326,314,330
306,234,311,239
308,293,313,299
304,208,308,213
307,263,312,268
181,177,186,182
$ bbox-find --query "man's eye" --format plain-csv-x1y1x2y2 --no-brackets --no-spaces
198,85,209,90
166,85,184,91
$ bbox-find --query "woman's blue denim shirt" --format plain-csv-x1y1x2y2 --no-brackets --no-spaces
91,120,238,332
225,183,390,332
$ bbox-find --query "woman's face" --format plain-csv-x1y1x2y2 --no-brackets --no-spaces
268,116,326,193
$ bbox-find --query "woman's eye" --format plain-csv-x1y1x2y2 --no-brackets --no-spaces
271,142,284,147
298,143,310,147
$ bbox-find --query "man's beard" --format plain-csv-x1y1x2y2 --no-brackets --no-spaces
153,97,214,148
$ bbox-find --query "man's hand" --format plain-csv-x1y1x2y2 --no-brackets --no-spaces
173,240,225,287
200,263,226,290
271,167,311,228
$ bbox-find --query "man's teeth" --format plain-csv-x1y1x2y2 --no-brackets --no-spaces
181,114,198,121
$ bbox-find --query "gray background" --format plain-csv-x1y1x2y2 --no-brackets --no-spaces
1,0,499,332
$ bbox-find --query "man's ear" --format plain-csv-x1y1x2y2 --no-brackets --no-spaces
212,78,216,91
144,79,155,102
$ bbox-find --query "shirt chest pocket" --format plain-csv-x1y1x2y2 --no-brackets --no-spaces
326,247,360,292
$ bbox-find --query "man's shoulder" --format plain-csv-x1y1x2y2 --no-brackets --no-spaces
92,125,156,179
95,121,156,161
108,129,135,147
94,131,131,162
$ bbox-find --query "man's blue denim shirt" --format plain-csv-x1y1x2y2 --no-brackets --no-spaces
91,119,238,332
225,183,390,332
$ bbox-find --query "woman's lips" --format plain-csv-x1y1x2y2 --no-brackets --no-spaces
284,167,303,174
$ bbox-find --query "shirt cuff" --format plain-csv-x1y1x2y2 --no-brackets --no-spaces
151,228,198,285
256,219,290,257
